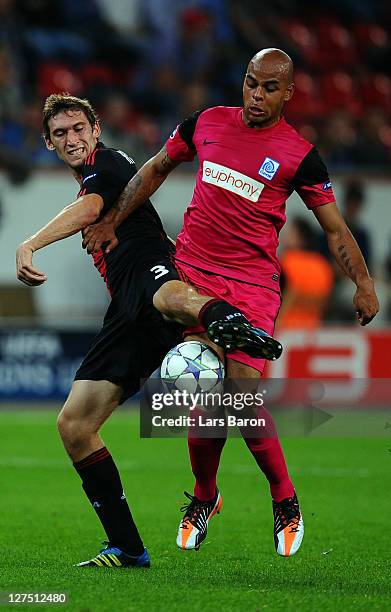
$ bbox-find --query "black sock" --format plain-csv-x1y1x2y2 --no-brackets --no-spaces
74,447,145,557
199,299,249,329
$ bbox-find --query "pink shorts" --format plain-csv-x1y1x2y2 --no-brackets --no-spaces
175,260,281,373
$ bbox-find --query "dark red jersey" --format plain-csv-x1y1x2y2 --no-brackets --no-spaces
78,143,168,292
166,106,335,290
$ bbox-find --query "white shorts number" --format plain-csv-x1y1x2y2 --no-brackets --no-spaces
150,265,169,280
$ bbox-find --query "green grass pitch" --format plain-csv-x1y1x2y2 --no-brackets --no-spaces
1,407,391,611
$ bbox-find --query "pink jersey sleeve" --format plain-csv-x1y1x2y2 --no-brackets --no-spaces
165,126,197,163
293,148,335,209
296,181,336,209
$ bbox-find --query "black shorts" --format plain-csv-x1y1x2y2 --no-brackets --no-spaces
74,244,182,403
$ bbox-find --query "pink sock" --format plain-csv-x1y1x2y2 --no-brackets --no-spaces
244,436,294,501
188,434,226,501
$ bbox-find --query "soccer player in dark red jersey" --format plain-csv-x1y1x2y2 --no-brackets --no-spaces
15,95,279,569
83,48,379,557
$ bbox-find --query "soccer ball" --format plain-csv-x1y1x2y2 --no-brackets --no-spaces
160,341,225,394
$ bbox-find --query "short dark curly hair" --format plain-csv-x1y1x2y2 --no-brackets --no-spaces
42,93,99,140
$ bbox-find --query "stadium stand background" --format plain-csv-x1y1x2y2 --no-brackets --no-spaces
0,0,390,398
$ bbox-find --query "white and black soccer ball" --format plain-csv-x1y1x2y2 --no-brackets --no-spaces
160,341,225,394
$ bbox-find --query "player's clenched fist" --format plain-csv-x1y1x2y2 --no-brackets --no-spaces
16,242,47,286
353,279,379,326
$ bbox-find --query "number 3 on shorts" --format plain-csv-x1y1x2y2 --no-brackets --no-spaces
150,265,169,280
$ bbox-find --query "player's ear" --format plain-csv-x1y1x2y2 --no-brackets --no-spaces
44,136,55,151
92,121,101,139
284,83,295,102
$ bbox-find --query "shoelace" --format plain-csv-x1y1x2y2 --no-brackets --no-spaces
275,498,300,533
179,491,209,529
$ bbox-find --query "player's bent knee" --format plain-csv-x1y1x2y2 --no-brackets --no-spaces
153,280,204,320
153,281,186,317
57,409,96,454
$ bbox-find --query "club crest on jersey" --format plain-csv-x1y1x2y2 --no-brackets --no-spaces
322,181,332,190
258,157,280,180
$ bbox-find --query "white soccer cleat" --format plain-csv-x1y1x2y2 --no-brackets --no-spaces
273,492,304,556
176,489,222,550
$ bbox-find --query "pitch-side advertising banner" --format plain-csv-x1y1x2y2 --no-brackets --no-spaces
0,328,390,400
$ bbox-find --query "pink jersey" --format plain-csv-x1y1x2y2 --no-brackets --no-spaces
166,106,335,291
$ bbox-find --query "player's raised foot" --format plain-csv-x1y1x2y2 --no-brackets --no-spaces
76,542,150,568
273,492,304,557
207,320,283,360
177,489,222,550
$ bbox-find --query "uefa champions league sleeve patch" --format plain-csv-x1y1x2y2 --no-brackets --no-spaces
258,157,280,180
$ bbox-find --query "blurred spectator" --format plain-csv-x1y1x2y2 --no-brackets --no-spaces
278,217,334,329
341,180,372,270
180,82,209,118
384,239,391,320
317,179,373,321
138,0,183,64
0,0,389,180
20,0,93,64
99,93,151,163
0,97,55,169
96,0,140,35
352,109,391,170
319,111,357,171
0,45,21,121
175,7,217,84
0,0,24,70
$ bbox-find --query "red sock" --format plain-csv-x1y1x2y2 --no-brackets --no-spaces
188,434,226,501
243,436,294,501
239,407,294,502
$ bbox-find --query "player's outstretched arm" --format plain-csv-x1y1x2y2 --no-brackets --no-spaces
16,193,103,286
313,201,379,325
82,146,179,254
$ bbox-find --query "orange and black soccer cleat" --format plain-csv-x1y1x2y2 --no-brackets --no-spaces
273,492,304,556
176,489,222,550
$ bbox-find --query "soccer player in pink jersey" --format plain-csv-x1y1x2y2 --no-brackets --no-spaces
83,48,379,557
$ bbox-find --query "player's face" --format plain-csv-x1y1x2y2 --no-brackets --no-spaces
242,60,294,128
45,110,101,171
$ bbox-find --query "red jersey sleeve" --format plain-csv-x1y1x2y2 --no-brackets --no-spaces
165,110,204,163
292,147,335,209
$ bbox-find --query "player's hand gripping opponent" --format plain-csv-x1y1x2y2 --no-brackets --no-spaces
83,217,118,255
16,242,47,286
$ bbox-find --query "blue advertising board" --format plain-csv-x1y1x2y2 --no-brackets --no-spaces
0,329,96,400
